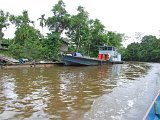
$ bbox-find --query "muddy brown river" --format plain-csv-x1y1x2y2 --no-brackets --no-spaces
0,62,160,120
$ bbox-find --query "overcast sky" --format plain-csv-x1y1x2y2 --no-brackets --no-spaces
1,0,160,46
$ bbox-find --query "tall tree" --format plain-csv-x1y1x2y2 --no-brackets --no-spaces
46,0,70,34
107,31,123,48
67,6,89,52
10,10,34,27
38,14,46,38
0,10,9,47
45,0,70,59
9,10,43,60
10,10,37,45
88,19,106,56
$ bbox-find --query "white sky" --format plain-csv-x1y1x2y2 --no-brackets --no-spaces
1,0,160,47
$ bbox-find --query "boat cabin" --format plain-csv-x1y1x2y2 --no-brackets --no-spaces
98,46,121,61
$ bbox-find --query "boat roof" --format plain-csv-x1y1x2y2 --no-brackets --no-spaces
99,46,117,50
99,45,116,48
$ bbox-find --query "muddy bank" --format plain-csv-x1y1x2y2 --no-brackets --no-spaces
83,63,160,120
0,63,54,69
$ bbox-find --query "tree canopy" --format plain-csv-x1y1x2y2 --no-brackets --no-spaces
0,0,124,61
122,35,160,62
0,10,9,45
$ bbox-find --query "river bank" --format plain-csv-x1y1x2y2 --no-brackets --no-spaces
1,63,54,69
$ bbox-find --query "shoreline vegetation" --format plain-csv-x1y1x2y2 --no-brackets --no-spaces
0,0,160,63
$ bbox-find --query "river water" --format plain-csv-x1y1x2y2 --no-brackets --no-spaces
0,62,160,120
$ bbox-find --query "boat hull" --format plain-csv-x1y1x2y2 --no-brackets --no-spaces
143,91,160,120
63,55,107,66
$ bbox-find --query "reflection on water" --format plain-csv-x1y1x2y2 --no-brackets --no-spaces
0,62,150,119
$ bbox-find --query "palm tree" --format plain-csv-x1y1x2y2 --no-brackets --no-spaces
38,14,46,38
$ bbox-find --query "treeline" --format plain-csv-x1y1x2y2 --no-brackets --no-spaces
121,35,160,62
0,0,123,61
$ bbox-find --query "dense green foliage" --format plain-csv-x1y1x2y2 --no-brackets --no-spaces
0,10,9,45
38,14,46,38
122,35,160,62
0,0,124,61
8,10,43,60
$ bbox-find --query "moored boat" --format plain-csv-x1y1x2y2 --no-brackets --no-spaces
143,91,160,120
62,46,123,66
63,54,106,66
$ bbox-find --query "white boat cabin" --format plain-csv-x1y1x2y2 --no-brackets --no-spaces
98,46,121,61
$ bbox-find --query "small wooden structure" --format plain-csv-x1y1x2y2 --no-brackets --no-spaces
60,38,69,53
